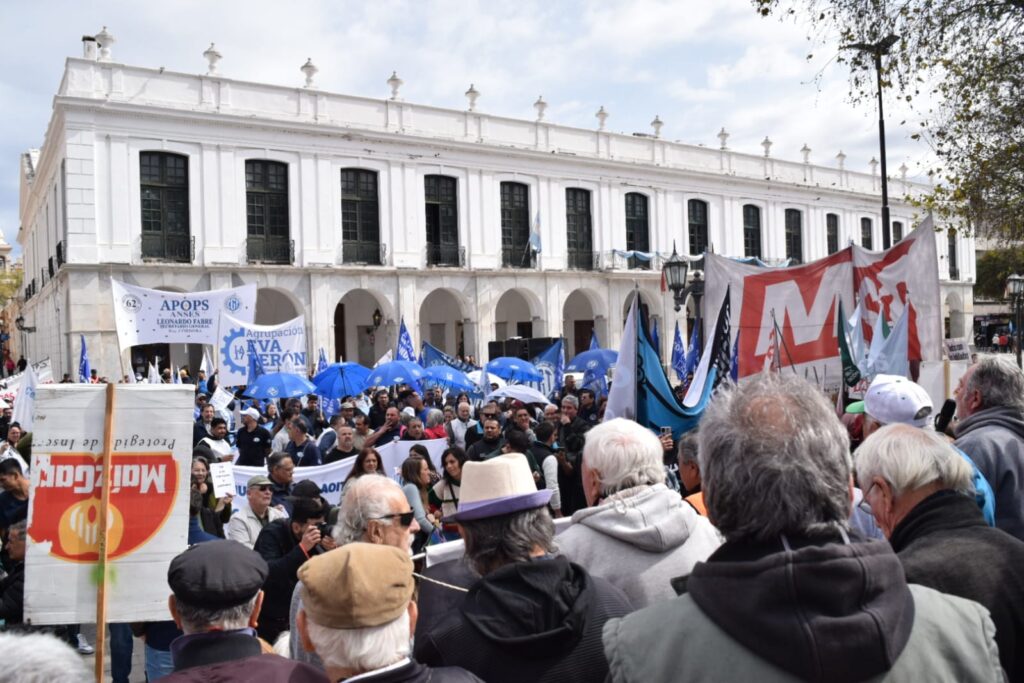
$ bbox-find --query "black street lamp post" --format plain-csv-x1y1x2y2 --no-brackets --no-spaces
662,243,705,344
1007,274,1024,368
841,33,900,238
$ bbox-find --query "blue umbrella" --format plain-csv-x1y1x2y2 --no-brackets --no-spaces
566,349,619,374
313,362,371,399
421,365,477,392
363,360,426,392
486,357,543,383
244,371,317,400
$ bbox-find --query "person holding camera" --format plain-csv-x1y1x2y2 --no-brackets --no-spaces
253,496,334,644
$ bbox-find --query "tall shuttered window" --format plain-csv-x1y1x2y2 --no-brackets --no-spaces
341,169,381,264
140,152,190,262
566,188,594,270
785,209,803,264
245,160,291,264
688,199,709,256
500,182,533,268
861,217,873,250
743,204,762,259
425,174,459,266
826,213,840,255
625,192,650,270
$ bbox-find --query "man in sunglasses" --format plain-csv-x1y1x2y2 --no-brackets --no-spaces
226,474,287,549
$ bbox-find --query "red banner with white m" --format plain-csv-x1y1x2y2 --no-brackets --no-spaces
703,219,941,389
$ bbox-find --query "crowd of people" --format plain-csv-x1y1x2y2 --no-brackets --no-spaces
1,353,1024,682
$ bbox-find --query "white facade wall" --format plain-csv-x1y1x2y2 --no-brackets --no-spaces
15,56,975,379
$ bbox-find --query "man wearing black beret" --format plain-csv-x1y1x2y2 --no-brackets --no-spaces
162,539,327,682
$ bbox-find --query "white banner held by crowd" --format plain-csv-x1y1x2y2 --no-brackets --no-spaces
217,313,308,386
0,357,53,402
111,280,257,350
25,384,194,625
231,438,448,504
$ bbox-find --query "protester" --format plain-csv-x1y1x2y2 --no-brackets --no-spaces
578,389,599,424
558,418,721,607
226,475,288,550
557,395,590,515
254,496,332,643
365,406,403,448
339,447,385,493
162,540,327,681
192,403,215,447
368,390,391,430
857,423,1024,681
424,409,447,439
602,372,1004,682
507,406,536,442
0,632,90,683
352,413,371,451
338,402,356,427
300,395,328,438
0,458,29,531
266,451,295,509
297,543,482,683
401,418,426,441
235,408,272,468
429,447,465,540
675,431,706,515
531,421,562,517
286,417,322,468
466,417,503,461
0,520,26,626
196,417,233,462
400,456,436,551
954,354,1024,540
190,455,231,533
415,453,632,682
289,474,421,666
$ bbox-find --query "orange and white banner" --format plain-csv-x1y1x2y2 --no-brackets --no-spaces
25,384,193,625
703,219,941,388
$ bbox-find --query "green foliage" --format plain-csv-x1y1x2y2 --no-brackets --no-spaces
975,247,1024,300
0,270,22,307
753,0,1024,241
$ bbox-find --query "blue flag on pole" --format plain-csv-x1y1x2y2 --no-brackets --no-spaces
729,329,740,382
78,334,91,383
651,318,660,361
316,348,340,418
682,319,700,387
396,318,416,362
420,341,479,372
246,339,265,385
671,322,686,382
530,339,564,399
589,329,600,351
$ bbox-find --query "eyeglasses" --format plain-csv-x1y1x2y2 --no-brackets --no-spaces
252,485,272,492
370,511,415,527
857,483,877,516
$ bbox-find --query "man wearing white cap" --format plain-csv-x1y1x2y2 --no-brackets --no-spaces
848,374,995,526
414,453,632,683
236,407,272,467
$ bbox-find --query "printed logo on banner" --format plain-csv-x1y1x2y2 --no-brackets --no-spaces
221,327,248,376
120,294,142,314
29,452,178,562
224,294,243,314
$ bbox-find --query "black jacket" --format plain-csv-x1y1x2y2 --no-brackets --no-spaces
891,490,1024,682
235,426,273,467
465,437,503,462
349,660,482,683
0,560,24,626
253,519,321,643
415,555,632,683
165,630,328,682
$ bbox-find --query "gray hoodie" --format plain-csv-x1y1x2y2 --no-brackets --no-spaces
955,405,1024,541
556,483,721,607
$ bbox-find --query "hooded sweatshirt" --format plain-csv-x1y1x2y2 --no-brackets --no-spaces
415,555,631,683
955,405,1024,540
557,483,722,607
603,535,1003,682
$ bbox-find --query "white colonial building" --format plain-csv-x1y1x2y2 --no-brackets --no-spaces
16,33,975,379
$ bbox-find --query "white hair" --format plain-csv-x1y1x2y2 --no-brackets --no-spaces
856,423,974,497
0,632,90,683
334,475,403,545
174,594,259,634
582,418,665,496
305,610,410,672
965,354,1024,412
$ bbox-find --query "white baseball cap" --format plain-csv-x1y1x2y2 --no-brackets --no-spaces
241,407,261,421
864,374,933,428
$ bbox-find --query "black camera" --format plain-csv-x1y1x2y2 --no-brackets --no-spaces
316,523,332,538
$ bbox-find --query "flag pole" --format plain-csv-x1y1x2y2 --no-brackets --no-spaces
771,309,799,375
94,382,117,683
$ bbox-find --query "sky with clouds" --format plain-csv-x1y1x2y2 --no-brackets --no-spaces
0,0,935,254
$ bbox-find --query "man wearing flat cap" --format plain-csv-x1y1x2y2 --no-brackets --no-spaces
297,543,481,682
162,539,327,682
414,453,632,683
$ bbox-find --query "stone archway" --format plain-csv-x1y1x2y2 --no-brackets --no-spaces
419,288,468,358
945,291,965,339
335,289,391,366
563,289,598,357
255,287,301,325
495,289,539,342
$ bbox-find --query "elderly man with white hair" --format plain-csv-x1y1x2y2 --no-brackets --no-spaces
603,372,1003,682
857,423,1024,682
557,418,721,607
297,543,481,683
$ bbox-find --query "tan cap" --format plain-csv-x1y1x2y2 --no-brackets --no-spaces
298,543,414,629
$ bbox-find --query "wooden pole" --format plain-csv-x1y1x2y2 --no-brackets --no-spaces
94,383,117,683
944,358,951,400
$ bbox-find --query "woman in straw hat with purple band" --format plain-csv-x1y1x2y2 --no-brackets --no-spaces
414,453,632,683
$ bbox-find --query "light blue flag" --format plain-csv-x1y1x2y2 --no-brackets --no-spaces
729,329,740,382
316,348,340,418
589,329,600,351
420,341,479,373
682,319,701,388
78,334,91,383
246,339,265,385
396,318,416,362
671,322,686,382
529,211,542,253
583,330,608,395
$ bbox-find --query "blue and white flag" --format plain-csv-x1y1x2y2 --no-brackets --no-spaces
589,329,600,351
246,339,266,385
316,348,340,418
684,289,732,409
671,322,686,382
682,319,701,387
530,339,564,399
529,212,542,253
396,318,416,362
78,334,91,383
420,342,479,373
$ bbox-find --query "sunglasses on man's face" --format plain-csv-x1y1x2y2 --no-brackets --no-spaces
252,485,272,492
371,511,416,527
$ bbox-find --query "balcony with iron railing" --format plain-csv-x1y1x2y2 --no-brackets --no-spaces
142,233,194,263
501,245,536,269
426,243,465,267
566,249,599,271
341,241,386,266
246,236,294,265
56,240,65,267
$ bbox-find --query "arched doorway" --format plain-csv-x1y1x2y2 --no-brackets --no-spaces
945,291,964,339
255,287,301,325
335,290,389,366
419,289,467,358
563,289,597,356
624,289,661,352
494,290,536,342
